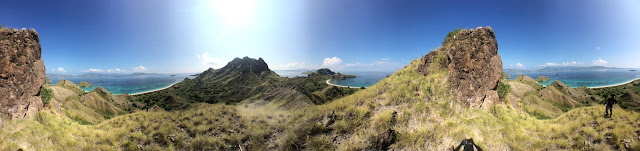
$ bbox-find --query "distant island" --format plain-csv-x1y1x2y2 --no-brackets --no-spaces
504,66,618,73
307,68,356,80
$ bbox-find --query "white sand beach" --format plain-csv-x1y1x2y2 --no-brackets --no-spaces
588,78,640,89
326,79,367,89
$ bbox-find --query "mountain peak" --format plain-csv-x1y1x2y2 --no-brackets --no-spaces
218,56,270,75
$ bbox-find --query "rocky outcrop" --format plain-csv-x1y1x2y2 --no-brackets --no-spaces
421,27,502,108
0,28,45,118
417,48,449,75
536,76,550,82
78,81,92,87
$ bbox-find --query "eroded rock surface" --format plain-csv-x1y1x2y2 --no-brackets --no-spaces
0,28,45,118
417,27,502,108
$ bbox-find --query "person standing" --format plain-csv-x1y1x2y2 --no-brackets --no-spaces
605,95,617,118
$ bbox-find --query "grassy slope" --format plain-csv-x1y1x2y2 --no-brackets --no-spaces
2,48,638,150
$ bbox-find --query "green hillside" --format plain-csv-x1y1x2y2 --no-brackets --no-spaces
1,28,638,150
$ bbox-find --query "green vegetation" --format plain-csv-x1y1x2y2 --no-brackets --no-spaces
1,29,639,150
442,27,464,46
44,77,52,85
497,81,510,99
40,86,53,105
592,79,640,111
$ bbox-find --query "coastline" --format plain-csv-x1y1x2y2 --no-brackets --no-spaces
129,81,180,96
588,78,640,89
326,79,367,89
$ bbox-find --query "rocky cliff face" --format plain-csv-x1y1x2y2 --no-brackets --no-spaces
0,28,45,118
418,27,502,108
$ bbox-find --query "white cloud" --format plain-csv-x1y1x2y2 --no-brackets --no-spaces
53,67,66,73
132,65,148,72
322,57,342,67
538,61,583,67
595,46,601,51
82,68,104,73
381,58,390,61
515,63,525,68
106,68,125,73
539,63,560,67
561,61,583,66
592,59,608,65
197,52,223,68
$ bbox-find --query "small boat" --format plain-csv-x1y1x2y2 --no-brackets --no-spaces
170,75,176,76
631,70,637,71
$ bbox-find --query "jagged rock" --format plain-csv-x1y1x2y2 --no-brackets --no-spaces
78,81,92,87
0,28,45,118
321,111,336,127
374,128,397,150
536,76,550,82
417,48,449,75
446,27,502,108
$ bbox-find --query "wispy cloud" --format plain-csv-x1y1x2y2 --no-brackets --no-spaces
538,61,583,67
515,63,524,68
595,46,601,51
322,57,342,67
82,68,105,73
106,68,125,73
197,52,223,68
132,65,148,72
52,67,66,73
592,59,608,65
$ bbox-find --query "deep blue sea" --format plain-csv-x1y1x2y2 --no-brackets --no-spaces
327,71,394,88
49,73,196,95
506,69,640,88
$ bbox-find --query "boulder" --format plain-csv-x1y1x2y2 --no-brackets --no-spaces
0,28,45,118
446,27,502,108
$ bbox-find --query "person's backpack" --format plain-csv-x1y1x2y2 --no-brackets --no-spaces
453,138,482,151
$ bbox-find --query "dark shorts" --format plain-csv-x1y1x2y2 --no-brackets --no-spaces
606,105,613,110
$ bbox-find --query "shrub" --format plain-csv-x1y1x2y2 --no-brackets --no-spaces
442,28,463,46
497,81,510,99
41,87,53,105
44,77,52,85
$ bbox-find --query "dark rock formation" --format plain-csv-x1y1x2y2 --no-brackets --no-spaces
536,76,550,82
446,27,502,108
417,48,449,75
217,56,270,75
0,28,45,118
78,81,92,87
417,27,502,108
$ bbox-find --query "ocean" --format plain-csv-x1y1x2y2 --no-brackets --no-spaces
49,73,196,95
327,71,394,88
506,69,640,88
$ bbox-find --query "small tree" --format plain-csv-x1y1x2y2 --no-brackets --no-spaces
40,87,53,105
497,81,510,99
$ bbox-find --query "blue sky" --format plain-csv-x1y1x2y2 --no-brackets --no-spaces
1,0,639,74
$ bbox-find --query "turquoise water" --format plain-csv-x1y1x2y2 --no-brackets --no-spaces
506,69,640,88
49,73,196,95
327,71,394,88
